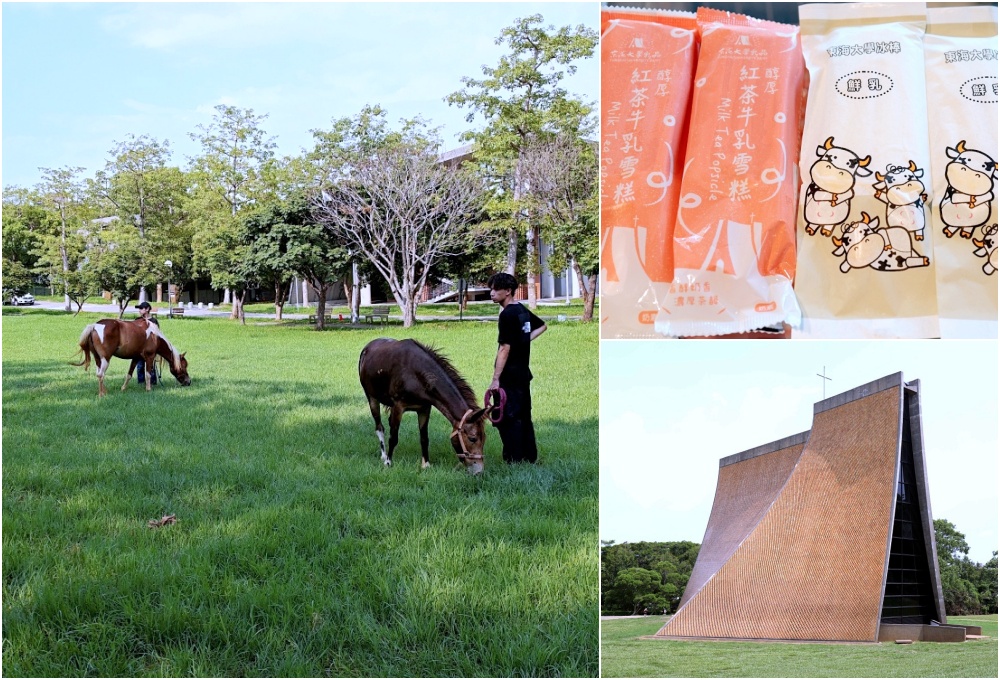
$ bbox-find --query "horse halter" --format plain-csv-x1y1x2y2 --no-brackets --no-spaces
450,408,483,463
484,388,506,425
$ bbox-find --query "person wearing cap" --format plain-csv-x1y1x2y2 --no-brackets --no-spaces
487,272,546,464
135,301,159,385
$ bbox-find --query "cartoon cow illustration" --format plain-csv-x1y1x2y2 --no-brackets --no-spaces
804,136,873,237
873,160,928,241
831,212,930,273
940,140,997,239
972,224,997,275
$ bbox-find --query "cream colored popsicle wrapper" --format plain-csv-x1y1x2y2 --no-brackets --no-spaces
924,5,998,338
794,2,939,338
600,9,698,338
653,7,806,337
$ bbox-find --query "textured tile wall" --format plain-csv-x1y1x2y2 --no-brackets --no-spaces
658,384,901,641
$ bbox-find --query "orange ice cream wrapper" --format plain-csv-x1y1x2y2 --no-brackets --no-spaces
654,8,807,337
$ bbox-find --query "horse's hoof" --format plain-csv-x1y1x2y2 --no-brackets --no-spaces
383,459,392,467
421,461,432,469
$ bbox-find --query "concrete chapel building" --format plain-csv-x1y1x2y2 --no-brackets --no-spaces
656,373,979,643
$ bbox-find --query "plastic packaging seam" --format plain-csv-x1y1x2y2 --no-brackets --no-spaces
697,7,800,31
602,6,696,18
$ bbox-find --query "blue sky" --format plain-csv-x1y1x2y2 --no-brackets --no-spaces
601,340,999,563
2,2,599,189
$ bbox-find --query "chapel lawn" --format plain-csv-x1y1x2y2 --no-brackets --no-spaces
600,615,998,677
2,309,599,677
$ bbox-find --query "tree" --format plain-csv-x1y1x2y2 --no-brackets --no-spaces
521,133,599,320
608,567,667,616
37,166,89,310
87,226,161,317
2,187,50,299
190,198,253,324
91,135,188,303
242,201,298,322
242,195,352,327
601,541,700,615
934,518,997,616
188,105,277,317
979,552,998,614
447,14,597,308
310,117,488,328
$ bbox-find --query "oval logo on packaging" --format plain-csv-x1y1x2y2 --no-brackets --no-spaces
959,76,998,104
638,310,657,325
835,71,894,99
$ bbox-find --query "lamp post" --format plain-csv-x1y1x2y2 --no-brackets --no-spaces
165,260,173,318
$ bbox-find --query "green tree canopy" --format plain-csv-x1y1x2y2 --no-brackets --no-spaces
447,14,597,306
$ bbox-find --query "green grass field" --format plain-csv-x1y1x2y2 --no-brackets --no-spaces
2,309,599,677
600,615,999,677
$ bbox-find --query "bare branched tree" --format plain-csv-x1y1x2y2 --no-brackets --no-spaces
521,134,599,321
311,145,488,328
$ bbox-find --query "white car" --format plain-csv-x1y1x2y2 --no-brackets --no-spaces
10,293,35,306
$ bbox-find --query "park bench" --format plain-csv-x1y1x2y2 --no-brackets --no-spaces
170,308,185,318
365,305,391,325
308,313,333,324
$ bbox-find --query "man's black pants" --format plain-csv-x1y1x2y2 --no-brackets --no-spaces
497,383,537,464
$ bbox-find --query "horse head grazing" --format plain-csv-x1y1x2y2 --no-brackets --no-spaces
449,406,489,475
168,352,192,386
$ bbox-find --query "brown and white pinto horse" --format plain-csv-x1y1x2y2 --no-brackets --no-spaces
73,318,191,397
359,338,487,474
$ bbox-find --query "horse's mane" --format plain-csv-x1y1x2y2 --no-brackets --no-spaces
412,340,477,409
148,323,182,371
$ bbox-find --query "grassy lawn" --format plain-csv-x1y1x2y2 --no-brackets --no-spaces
2,309,598,677
600,615,998,677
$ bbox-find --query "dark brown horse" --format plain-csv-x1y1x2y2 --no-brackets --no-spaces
359,338,487,474
73,318,191,397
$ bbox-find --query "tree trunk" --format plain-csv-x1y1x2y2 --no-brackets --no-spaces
234,291,246,325
525,226,538,309
402,297,416,328
573,262,596,323
351,262,360,323
59,211,71,312
505,226,518,274
274,281,285,321
315,286,328,330
309,280,329,330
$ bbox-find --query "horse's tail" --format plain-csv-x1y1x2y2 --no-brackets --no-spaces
70,323,95,371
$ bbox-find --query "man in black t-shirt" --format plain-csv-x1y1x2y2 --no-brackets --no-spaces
487,273,547,463
135,301,158,385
